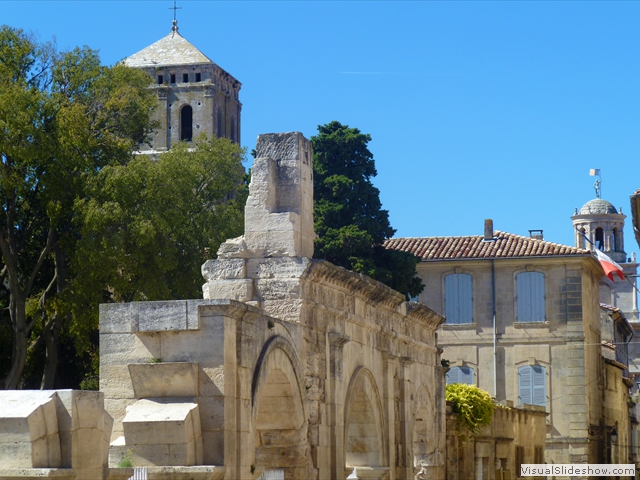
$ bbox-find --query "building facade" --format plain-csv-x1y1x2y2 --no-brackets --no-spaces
124,20,242,153
386,221,632,474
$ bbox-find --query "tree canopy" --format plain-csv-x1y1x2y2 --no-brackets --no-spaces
72,136,247,307
0,25,159,389
0,25,248,390
311,121,423,297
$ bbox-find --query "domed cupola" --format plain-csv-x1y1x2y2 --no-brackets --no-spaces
578,198,618,215
572,197,627,263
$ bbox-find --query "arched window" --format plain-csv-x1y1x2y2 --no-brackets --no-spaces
579,227,586,249
446,366,474,385
516,272,545,322
518,365,546,407
595,227,604,251
180,105,193,141
444,273,473,324
612,228,618,252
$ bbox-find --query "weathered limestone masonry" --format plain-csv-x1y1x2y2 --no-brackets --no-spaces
444,401,547,480
0,390,131,480
98,132,447,480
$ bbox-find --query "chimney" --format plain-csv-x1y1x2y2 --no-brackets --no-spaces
529,230,544,240
484,219,494,241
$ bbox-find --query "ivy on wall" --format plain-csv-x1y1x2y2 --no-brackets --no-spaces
446,383,495,435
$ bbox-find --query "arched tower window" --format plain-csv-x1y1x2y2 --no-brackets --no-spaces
180,105,193,141
612,228,618,252
595,227,604,251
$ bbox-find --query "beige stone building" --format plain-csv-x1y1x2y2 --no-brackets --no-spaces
386,221,634,475
124,20,242,153
599,305,635,468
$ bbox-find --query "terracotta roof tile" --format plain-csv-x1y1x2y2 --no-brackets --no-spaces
384,230,590,261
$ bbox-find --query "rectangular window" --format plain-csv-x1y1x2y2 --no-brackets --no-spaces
517,271,545,322
157,75,163,84
170,74,176,84
446,366,475,385
195,72,201,82
183,73,189,83
534,446,544,464
445,273,473,324
515,446,524,478
518,365,546,407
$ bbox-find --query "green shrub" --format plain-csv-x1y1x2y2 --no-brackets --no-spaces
446,383,495,435
79,375,99,391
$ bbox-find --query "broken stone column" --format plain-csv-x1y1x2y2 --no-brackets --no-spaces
202,132,315,322
214,131,313,260
0,391,61,468
0,390,120,480
111,398,203,467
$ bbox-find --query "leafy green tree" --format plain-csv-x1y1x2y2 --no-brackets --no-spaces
52,136,245,388
311,121,423,297
0,26,157,389
71,135,247,307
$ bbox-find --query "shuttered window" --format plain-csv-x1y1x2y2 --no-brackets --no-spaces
445,273,473,324
518,365,546,407
446,366,475,385
517,272,545,322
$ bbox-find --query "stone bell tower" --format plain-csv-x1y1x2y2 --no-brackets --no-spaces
572,190,638,321
571,197,627,263
124,19,241,153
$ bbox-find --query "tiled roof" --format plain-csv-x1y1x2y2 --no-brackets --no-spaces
384,231,590,261
125,31,212,68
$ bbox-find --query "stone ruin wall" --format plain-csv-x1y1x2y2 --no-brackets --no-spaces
0,132,447,480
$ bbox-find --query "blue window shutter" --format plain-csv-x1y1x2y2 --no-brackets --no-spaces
517,272,545,322
445,274,473,324
446,366,474,385
460,366,474,385
518,366,532,405
532,366,546,407
446,367,461,385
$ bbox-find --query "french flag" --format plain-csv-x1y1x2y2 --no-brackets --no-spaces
593,249,625,281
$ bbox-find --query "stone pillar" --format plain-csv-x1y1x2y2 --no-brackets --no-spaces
382,352,397,480
398,356,415,480
327,332,350,480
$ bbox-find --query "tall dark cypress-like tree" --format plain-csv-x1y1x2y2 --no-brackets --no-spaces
311,121,423,298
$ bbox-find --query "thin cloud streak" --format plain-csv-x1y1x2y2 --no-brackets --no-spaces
341,71,465,75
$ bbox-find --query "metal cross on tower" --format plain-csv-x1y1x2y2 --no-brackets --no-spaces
170,1,182,34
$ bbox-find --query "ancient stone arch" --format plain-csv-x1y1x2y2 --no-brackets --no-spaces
252,335,309,477
412,384,434,462
344,366,386,469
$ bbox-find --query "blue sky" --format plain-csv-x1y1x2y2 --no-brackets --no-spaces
3,1,640,256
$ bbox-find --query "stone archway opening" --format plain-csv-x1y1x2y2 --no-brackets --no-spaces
345,370,383,470
253,345,308,480
412,385,438,471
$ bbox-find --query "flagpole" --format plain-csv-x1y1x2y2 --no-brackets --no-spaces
574,226,640,295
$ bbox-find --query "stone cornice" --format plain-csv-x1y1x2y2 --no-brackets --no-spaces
302,259,406,310
301,259,444,331
405,301,445,331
